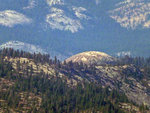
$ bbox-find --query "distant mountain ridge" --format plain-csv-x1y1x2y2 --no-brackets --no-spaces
0,0,150,59
0,41,69,60
109,0,150,29
0,41,47,54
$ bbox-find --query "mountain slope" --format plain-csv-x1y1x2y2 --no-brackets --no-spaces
65,51,150,107
1,49,150,110
109,0,150,29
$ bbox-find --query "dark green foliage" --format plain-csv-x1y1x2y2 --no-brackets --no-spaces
0,48,51,64
0,74,126,113
109,55,150,80
0,58,13,78
0,48,149,112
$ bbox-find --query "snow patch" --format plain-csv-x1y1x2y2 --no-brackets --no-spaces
109,0,150,29
0,10,32,27
116,51,131,57
46,0,64,6
46,7,83,33
23,0,37,10
95,0,100,5
72,6,89,20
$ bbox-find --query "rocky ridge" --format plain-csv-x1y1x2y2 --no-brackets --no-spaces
3,50,150,108
65,51,115,65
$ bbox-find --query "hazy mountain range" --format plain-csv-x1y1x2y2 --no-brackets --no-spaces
0,0,150,60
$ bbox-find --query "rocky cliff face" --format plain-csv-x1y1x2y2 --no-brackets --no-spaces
95,65,150,107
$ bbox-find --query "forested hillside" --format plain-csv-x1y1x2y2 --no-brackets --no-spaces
0,48,149,113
